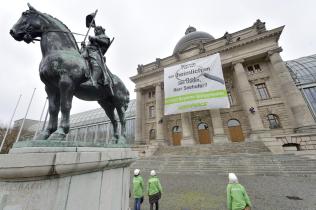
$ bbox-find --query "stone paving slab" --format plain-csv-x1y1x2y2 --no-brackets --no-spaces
130,173,316,210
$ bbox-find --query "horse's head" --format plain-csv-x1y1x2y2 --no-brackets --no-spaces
10,4,46,43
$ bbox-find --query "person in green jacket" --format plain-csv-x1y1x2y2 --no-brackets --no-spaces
133,169,144,210
147,170,162,210
227,173,252,210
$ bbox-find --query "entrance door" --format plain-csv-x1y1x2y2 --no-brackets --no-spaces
228,119,244,142
172,126,182,146
198,122,211,144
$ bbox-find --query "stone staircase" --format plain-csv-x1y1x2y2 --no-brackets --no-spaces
131,141,316,176
154,141,270,156
131,144,159,158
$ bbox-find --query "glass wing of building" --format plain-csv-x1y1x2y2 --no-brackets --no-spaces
286,54,316,119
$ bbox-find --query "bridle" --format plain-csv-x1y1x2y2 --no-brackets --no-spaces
21,10,84,43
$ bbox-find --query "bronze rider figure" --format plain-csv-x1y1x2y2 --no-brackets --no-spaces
81,26,110,87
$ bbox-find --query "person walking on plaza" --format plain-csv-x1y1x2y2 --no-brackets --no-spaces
147,170,162,210
227,173,252,210
133,169,144,210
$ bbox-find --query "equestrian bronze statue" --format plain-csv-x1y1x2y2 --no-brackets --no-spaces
10,4,130,143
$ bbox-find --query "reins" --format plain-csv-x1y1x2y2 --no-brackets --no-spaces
31,30,85,43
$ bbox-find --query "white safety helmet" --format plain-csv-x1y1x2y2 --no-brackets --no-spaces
134,169,140,176
150,170,156,176
228,173,238,183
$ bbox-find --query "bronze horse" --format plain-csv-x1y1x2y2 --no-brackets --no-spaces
10,4,129,143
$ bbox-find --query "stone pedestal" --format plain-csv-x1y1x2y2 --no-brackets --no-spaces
247,130,283,153
0,142,136,210
213,135,229,143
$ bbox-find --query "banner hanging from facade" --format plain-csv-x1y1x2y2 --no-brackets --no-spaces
164,53,230,115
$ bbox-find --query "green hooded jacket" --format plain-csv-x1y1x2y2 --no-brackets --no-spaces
147,176,162,196
227,183,251,210
133,175,144,198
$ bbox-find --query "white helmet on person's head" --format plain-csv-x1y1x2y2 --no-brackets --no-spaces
134,169,140,176
150,170,156,176
228,173,238,183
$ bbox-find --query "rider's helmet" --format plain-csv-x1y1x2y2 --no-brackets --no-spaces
94,26,105,35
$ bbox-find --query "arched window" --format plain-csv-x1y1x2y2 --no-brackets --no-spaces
149,106,155,118
172,126,182,133
267,114,281,129
149,129,156,139
227,119,244,142
172,126,182,146
227,119,240,127
283,143,300,151
197,122,211,144
197,122,208,130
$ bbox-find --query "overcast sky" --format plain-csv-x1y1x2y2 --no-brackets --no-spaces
1,0,316,126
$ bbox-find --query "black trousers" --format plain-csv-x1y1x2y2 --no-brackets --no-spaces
150,201,159,210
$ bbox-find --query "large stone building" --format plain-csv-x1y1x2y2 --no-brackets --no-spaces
130,20,316,153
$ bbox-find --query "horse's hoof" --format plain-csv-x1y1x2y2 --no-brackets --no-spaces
109,138,118,144
117,140,126,144
34,131,50,140
117,136,127,145
48,131,66,141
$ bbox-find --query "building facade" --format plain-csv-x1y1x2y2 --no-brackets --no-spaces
130,20,316,153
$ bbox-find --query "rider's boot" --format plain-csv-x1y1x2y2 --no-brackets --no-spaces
82,68,102,88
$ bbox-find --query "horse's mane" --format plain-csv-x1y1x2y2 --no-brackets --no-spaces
41,12,79,51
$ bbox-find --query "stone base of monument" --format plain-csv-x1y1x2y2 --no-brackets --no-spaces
0,140,137,210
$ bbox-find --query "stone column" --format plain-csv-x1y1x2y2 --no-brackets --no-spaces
210,109,228,143
181,112,195,145
268,47,315,128
135,89,144,144
155,82,165,145
233,60,265,133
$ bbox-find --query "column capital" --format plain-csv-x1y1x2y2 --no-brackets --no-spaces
268,47,283,56
154,81,163,88
154,82,161,87
134,87,143,92
232,59,245,66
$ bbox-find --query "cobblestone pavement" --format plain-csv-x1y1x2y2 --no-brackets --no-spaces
129,173,316,210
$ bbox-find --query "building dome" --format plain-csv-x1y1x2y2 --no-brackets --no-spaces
173,26,215,54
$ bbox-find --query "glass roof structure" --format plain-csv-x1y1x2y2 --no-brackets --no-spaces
286,54,316,119
69,99,136,127
285,54,316,86
28,99,136,131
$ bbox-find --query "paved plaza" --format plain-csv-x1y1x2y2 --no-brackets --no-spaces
130,173,316,210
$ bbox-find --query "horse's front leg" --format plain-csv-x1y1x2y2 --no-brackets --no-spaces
35,86,60,140
48,74,74,140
